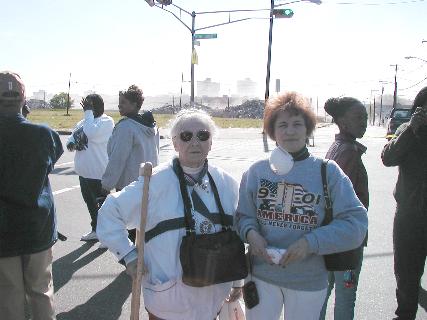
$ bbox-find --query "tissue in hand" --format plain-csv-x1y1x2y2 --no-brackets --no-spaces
266,247,287,264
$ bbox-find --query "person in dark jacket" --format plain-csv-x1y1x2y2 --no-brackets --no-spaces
0,71,63,320
320,96,369,320
382,86,427,320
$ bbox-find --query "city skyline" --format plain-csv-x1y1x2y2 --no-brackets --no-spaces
2,0,427,105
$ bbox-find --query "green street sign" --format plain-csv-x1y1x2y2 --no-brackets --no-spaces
194,33,218,40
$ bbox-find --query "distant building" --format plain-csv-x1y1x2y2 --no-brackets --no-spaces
236,78,257,98
197,78,220,97
32,90,47,101
83,90,96,96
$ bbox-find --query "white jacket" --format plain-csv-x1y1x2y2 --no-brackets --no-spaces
97,160,239,320
67,111,114,179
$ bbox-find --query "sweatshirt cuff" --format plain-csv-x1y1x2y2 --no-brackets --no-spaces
123,248,138,266
304,233,319,255
242,226,256,243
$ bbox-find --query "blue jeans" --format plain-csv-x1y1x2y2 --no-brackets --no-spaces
319,247,364,320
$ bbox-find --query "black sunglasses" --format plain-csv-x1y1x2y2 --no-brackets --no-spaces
179,130,211,142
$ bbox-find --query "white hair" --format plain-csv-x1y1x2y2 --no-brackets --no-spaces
169,108,217,138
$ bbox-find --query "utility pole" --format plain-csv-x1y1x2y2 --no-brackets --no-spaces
390,64,398,109
316,96,319,118
373,96,376,126
379,86,384,126
66,72,71,116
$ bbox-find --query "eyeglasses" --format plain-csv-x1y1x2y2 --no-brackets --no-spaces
179,130,211,142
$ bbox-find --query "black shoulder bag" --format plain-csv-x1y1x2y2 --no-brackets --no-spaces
175,160,248,287
321,160,362,271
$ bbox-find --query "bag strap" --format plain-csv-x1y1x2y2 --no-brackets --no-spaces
173,158,228,234
207,171,228,231
144,214,233,243
321,159,333,226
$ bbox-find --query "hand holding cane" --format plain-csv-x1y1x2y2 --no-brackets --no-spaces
130,162,153,320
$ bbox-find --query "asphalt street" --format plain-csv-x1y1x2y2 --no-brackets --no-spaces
49,124,427,320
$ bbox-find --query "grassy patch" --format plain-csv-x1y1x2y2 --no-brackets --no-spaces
27,109,263,129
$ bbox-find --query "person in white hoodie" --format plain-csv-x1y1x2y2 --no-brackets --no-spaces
97,109,242,320
66,94,114,242
101,85,159,243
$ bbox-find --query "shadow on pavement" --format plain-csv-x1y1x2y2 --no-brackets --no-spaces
56,271,132,320
51,167,76,175
419,286,427,312
53,242,105,292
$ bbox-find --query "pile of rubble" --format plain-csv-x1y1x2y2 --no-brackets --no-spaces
214,99,264,119
151,99,265,119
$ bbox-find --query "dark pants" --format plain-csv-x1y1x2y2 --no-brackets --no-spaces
393,211,427,320
79,176,103,231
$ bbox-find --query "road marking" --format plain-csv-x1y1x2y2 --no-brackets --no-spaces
53,185,80,195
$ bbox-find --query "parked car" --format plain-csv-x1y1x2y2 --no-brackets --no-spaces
386,108,412,140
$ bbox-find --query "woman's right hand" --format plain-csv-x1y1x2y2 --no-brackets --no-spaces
247,230,273,264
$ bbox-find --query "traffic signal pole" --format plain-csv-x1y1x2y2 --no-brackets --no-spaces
191,11,196,106
264,0,274,102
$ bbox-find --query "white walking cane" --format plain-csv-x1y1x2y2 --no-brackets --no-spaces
130,162,153,320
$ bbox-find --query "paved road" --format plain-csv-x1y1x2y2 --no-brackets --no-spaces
50,124,427,320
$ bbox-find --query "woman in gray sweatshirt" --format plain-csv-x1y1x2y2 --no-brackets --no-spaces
236,92,368,320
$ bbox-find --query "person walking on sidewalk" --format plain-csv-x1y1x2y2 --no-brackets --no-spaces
0,71,63,320
382,86,427,320
320,96,369,320
101,85,159,243
67,94,114,242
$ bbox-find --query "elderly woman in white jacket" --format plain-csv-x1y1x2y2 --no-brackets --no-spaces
97,109,241,320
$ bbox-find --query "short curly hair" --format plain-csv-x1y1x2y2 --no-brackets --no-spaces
264,92,316,141
119,85,144,109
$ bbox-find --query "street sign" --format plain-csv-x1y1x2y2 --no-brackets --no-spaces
194,33,217,40
193,40,200,46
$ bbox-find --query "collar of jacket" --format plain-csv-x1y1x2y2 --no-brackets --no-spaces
289,146,310,161
335,132,367,154
0,113,25,121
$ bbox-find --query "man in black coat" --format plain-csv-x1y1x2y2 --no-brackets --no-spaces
382,86,427,320
0,71,63,320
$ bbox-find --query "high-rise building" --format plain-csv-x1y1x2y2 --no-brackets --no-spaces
197,78,220,97
236,78,257,98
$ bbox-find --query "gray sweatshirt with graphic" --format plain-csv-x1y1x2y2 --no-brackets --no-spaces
236,155,368,291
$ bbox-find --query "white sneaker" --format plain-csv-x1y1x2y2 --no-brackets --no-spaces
80,231,98,241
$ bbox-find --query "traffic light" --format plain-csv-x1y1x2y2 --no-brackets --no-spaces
273,8,294,18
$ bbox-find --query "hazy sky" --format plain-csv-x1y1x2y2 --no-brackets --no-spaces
1,0,427,104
